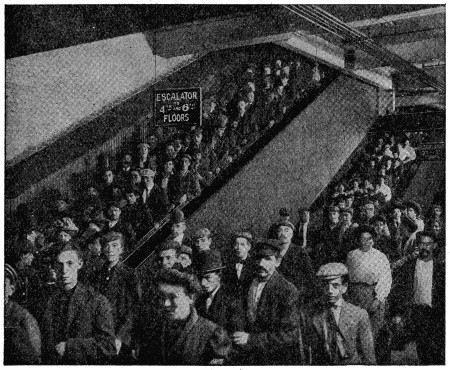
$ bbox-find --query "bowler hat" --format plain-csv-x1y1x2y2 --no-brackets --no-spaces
197,250,225,274
140,169,155,178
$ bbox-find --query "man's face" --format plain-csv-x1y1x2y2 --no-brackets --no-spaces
88,187,98,197
217,128,226,137
88,239,102,256
158,249,177,269
341,212,352,224
329,211,340,224
126,192,137,205
322,277,347,305
432,222,441,236
165,161,174,173
406,207,417,220
131,171,141,183
55,250,82,291
166,145,175,157
178,253,192,268
433,206,442,217
277,226,293,243
200,272,221,294
142,174,154,187
149,136,157,148
108,206,121,221
346,197,354,208
247,92,255,104
102,239,123,264
196,236,212,252
194,133,202,144
359,232,374,252
171,222,186,237
373,221,385,236
392,208,402,219
234,237,251,261
58,231,72,242
255,255,278,281
181,157,190,171
158,283,192,321
418,236,436,260
264,66,271,75
139,145,149,157
104,170,114,184
364,204,375,219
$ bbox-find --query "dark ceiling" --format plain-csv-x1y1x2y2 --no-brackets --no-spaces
5,4,443,59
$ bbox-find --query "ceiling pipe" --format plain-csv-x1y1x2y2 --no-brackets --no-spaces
282,4,445,93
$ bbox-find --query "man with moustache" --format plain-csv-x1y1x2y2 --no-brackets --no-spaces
41,242,116,364
137,269,231,365
231,239,302,365
390,231,445,364
276,220,317,303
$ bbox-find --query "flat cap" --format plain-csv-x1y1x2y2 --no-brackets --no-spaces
316,263,348,280
100,231,124,246
279,207,290,217
340,207,353,215
328,205,340,213
181,153,192,162
157,240,180,253
235,231,253,243
194,228,211,240
179,245,192,256
276,220,295,231
171,209,186,224
137,143,150,149
254,239,283,257
140,169,155,178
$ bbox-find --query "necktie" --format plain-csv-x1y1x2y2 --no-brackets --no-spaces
206,296,213,312
327,308,339,363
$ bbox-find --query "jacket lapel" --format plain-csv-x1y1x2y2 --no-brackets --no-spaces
256,272,278,319
172,309,199,355
66,284,84,332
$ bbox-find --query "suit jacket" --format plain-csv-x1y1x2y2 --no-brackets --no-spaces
391,255,445,315
138,308,231,365
41,283,116,364
92,261,142,347
237,271,301,365
308,300,376,365
140,184,169,221
196,285,245,333
222,257,254,292
278,242,318,302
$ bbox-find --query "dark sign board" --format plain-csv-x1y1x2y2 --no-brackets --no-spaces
154,87,202,127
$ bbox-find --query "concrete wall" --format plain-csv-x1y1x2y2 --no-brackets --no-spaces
6,33,193,164
187,75,378,247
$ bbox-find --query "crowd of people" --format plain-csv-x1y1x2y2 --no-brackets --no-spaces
4,53,445,365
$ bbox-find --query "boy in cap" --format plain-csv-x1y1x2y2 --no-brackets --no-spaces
168,209,192,247
308,263,376,364
231,239,302,365
4,264,42,364
267,207,291,239
196,250,245,334
92,232,141,363
137,269,231,365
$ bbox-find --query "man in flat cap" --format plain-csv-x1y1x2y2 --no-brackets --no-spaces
275,219,317,303
91,232,141,363
135,143,151,170
308,263,376,364
231,239,302,365
4,264,42,364
267,207,291,239
137,269,231,365
196,250,245,334
401,200,425,254
223,231,254,290
171,153,201,205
